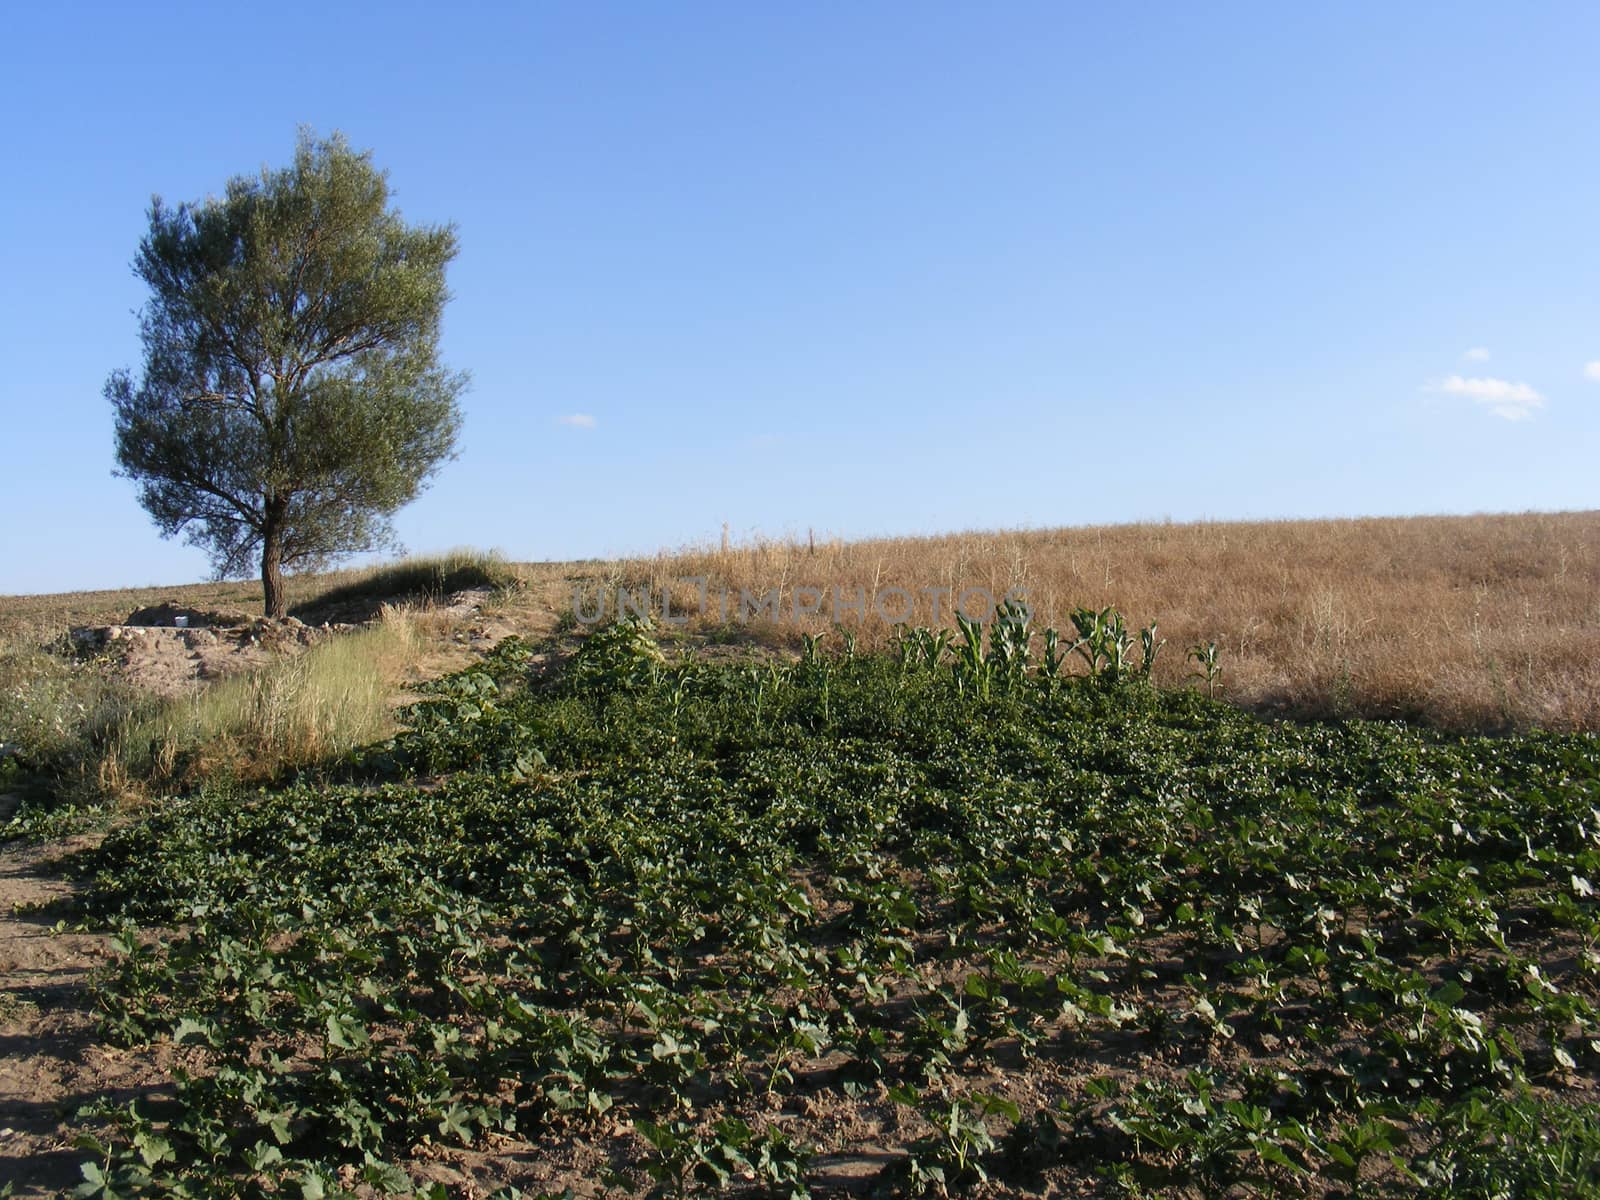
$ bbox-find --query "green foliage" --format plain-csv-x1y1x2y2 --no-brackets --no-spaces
1413,1093,1600,1198
1065,605,1162,683
1188,639,1223,697
988,599,1033,692
886,1085,1020,1192
57,614,1600,1195
569,615,668,697
952,611,991,700
106,129,466,616
896,626,950,674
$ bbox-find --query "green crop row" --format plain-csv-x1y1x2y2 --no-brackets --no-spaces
62,614,1600,1197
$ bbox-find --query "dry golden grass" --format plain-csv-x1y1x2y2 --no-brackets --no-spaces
5,516,1596,741
99,605,434,793
0,563,528,829
607,511,1600,732
1,552,537,803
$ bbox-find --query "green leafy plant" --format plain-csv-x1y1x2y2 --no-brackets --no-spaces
1066,606,1147,682
570,615,667,696
953,612,991,700
886,1085,1020,1193
55,615,1600,1198
1189,639,1223,697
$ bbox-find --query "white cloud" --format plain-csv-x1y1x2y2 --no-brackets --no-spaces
557,413,597,429
1427,374,1546,421
1584,361,1600,382
1463,347,1491,362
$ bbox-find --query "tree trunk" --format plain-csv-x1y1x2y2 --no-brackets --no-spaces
260,505,288,619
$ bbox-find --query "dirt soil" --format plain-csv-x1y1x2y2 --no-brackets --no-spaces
0,835,173,1196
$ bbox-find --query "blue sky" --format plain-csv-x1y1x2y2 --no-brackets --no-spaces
2,3,1597,594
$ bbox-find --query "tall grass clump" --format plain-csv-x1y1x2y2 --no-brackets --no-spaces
1,635,133,789
292,548,517,617
105,608,423,791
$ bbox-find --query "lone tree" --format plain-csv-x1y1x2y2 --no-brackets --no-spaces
108,130,466,618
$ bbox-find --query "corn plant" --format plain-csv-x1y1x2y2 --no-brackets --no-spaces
1139,621,1164,679
953,612,991,701
1062,606,1163,684
799,632,826,669
897,625,951,674
745,661,788,726
1189,639,1223,697
989,599,1033,690
1041,627,1068,682
1068,606,1134,682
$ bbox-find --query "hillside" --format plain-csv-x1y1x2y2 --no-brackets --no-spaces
6,510,1598,734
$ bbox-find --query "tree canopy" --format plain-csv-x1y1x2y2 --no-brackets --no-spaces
107,130,466,617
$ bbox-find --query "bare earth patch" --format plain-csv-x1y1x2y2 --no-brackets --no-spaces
0,835,170,1197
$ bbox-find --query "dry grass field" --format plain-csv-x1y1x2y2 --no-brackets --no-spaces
612,510,1600,732
3,511,1597,741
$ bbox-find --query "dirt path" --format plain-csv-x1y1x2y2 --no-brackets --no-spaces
0,835,164,1196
